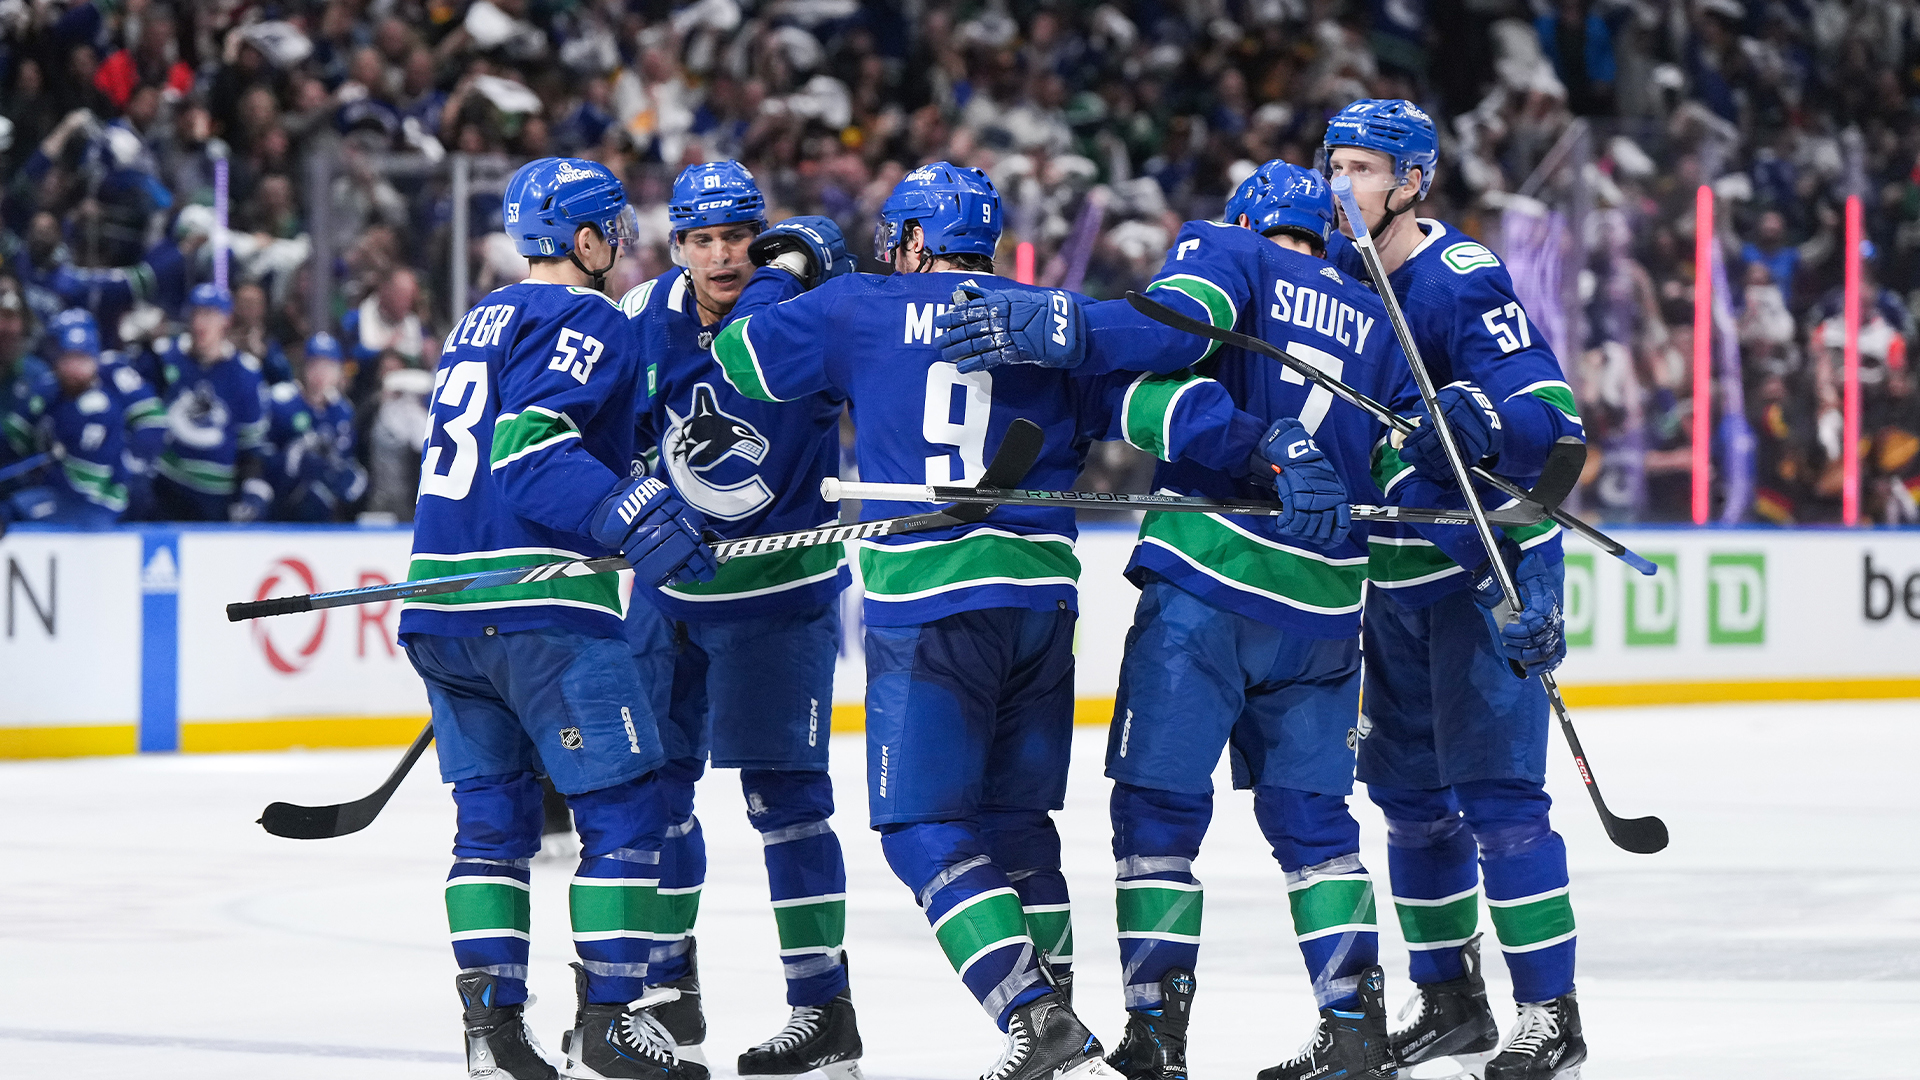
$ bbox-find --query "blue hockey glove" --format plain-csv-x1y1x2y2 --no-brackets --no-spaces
1400,380,1504,485
1250,417,1350,546
748,216,856,289
588,476,718,587
936,286,1088,373
1470,545,1566,679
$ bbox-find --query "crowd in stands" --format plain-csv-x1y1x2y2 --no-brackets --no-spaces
2,0,1918,527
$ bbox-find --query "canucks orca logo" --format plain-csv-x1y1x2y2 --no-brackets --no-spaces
664,383,773,521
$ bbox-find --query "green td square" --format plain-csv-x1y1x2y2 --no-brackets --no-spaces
1707,553,1766,645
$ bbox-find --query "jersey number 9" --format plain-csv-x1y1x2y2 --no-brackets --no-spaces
924,364,992,484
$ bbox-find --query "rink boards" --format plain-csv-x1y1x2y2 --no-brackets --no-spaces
1,523,1916,757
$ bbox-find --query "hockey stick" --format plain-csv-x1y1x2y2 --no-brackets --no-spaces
252,421,1049,840
1333,177,1668,855
821,477,1565,529
258,723,433,839
229,420,1050,622
1125,290,1657,577
0,449,60,486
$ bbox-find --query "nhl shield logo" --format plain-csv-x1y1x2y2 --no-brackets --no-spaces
560,727,584,751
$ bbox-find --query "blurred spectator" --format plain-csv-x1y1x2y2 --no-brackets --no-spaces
342,267,425,404
148,285,269,521
363,363,431,522
1,309,163,528
262,331,365,522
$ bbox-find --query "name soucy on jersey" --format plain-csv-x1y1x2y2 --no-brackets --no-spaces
399,280,649,640
1329,220,1585,606
623,268,849,621
1086,219,1486,637
713,267,1262,627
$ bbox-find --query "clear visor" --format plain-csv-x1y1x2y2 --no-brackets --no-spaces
606,204,641,248
873,218,899,261
1317,147,1403,193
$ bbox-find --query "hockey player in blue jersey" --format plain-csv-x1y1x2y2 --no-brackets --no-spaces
715,162,1275,1080
261,332,368,521
617,161,865,1078
147,283,273,521
939,162,1510,1080
397,157,719,1080
1,308,165,527
1323,98,1587,1080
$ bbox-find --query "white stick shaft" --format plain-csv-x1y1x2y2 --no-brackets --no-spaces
820,478,938,503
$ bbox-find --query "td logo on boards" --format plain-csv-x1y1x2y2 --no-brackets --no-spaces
1560,551,1765,647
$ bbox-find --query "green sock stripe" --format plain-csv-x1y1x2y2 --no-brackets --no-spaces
1487,891,1576,949
1394,892,1480,945
1022,906,1074,959
656,886,702,937
446,881,531,935
772,897,847,951
932,889,1029,973
1287,877,1376,938
1115,882,1204,940
569,879,658,936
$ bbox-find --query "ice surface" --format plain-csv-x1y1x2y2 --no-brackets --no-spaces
2,700,1916,1079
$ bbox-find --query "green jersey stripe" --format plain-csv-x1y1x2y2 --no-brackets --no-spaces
714,316,784,402
1121,372,1205,461
1510,380,1583,423
1287,878,1376,937
1394,893,1479,945
446,881,532,934
491,406,581,468
859,530,1080,601
403,550,625,616
1146,275,1236,360
931,888,1028,973
1372,441,1416,499
1137,512,1366,614
772,898,848,951
654,886,701,937
663,540,845,601
1486,891,1575,949
1023,906,1074,958
1115,881,1204,940
569,879,658,935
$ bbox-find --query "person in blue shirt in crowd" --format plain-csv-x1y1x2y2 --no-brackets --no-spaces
262,332,367,521
147,283,272,521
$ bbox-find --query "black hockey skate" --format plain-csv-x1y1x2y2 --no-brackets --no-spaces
456,971,557,1080
1390,934,1500,1072
737,985,864,1080
1255,965,1398,1080
1484,993,1585,1080
650,937,707,1066
1105,968,1194,1080
979,992,1121,1080
560,963,709,1080
1039,952,1075,1007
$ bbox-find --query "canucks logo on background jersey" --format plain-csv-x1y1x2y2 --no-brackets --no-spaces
663,383,773,520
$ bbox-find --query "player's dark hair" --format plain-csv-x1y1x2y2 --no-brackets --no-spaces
1268,225,1326,256
902,221,995,275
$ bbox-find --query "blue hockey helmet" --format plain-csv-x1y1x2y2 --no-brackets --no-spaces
1225,161,1336,245
188,282,233,314
502,156,638,258
49,308,100,357
875,161,1002,261
669,161,767,237
305,331,344,362
1321,98,1439,198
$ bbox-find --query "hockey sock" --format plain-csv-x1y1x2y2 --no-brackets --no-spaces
1456,778,1575,1003
649,758,706,986
981,808,1074,988
447,773,544,1006
1253,785,1377,1010
880,820,1049,1030
568,772,671,1004
744,768,850,1006
1369,784,1481,985
1110,781,1211,1010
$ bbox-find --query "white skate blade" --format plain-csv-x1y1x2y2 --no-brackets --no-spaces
1056,1055,1124,1080
739,1060,862,1080
1406,1049,1498,1080
674,1042,708,1067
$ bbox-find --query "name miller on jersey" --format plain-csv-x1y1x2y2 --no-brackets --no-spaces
1268,280,1377,355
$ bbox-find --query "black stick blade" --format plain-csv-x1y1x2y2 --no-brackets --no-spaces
1528,437,1588,512
258,801,354,840
1605,814,1670,855
982,418,1045,489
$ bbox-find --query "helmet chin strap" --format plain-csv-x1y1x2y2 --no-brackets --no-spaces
568,248,615,292
1366,183,1418,242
